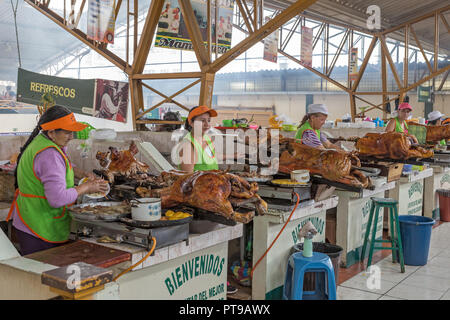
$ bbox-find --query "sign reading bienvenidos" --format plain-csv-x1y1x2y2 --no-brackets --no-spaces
16,68,95,115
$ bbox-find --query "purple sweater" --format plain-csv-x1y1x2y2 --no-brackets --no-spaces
12,147,78,237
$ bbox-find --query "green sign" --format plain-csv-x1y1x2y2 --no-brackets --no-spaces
16,68,95,115
418,85,432,102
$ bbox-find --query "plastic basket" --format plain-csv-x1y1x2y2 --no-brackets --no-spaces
76,122,95,140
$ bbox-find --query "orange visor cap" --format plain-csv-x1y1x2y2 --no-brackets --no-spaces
40,113,88,132
187,106,218,123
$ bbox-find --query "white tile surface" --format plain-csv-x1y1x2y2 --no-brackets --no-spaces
385,283,445,300
427,256,450,268
401,273,450,292
339,272,398,295
378,295,406,300
440,290,450,300
337,286,381,300
413,265,450,280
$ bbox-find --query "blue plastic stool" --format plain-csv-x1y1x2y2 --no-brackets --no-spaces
282,251,337,300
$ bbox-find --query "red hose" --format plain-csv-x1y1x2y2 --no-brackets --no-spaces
250,192,300,278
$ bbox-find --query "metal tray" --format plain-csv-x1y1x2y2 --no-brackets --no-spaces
69,201,131,222
119,215,193,229
270,179,310,188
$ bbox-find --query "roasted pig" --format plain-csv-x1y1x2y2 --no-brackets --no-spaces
96,141,151,183
407,122,450,143
152,170,268,223
355,132,433,159
278,137,371,188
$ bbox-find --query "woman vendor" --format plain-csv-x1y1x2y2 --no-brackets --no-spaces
427,110,447,146
7,105,109,255
295,104,342,150
179,106,241,172
385,102,419,144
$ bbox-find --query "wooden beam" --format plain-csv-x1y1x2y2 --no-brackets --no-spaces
404,64,450,93
208,0,319,73
25,0,130,72
434,12,439,72
441,13,450,34
379,35,403,91
114,0,123,20
137,79,201,119
236,0,253,33
356,96,399,115
129,79,143,130
327,29,349,76
351,36,378,92
410,25,433,74
349,92,356,120
132,72,203,80
179,0,210,68
312,23,325,51
132,0,165,74
381,45,388,117
404,25,409,89
437,69,450,91
199,73,216,107
141,82,190,111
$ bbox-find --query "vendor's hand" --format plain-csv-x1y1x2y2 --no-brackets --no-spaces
76,179,108,196
85,172,97,181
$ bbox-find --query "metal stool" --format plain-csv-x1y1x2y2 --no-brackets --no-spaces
282,251,337,300
361,197,405,273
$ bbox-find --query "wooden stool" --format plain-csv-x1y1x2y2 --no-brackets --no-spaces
361,197,405,273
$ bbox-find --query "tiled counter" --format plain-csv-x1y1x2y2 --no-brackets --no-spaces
252,196,339,300
335,181,396,268
424,166,450,220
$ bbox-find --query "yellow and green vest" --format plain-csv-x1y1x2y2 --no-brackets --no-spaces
15,134,74,243
183,132,219,171
395,117,409,134
295,121,321,143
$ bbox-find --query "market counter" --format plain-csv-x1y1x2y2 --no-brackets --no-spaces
387,168,433,217
0,222,242,300
335,180,396,268
252,196,338,300
424,166,450,220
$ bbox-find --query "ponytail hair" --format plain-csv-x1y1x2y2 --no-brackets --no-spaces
299,114,310,127
14,105,72,189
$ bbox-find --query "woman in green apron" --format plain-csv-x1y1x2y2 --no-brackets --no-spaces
178,106,222,172
427,110,447,146
295,104,342,150
385,102,419,144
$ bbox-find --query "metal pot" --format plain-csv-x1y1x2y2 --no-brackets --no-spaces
130,198,161,221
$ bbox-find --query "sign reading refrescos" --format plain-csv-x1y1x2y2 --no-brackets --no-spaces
17,68,129,123
16,68,95,115
155,0,234,54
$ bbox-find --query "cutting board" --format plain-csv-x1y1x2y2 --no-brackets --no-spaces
25,240,131,268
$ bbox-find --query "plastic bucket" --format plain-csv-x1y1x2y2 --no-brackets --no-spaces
291,242,343,290
398,215,435,266
437,189,450,222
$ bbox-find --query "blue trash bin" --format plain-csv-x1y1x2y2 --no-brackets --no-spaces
398,215,435,266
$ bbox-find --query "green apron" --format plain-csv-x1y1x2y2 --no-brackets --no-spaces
14,134,74,243
295,121,321,144
183,132,219,171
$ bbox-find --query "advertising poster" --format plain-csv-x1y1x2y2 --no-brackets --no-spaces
87,0,116,44
300,26,313,67
349,47,359,81
263,17,279,63
155,0,234,54
93,79,129,123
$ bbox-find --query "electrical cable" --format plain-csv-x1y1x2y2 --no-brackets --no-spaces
250,192,300,278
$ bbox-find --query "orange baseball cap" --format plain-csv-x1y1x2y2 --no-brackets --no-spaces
40,113,88,132
187,106,218,123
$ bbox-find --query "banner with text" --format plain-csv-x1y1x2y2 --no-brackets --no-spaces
155,0,233,54
16,68,95,115
263,17,279,63
300,26,313,67
87,0,116,44
349,47,359,81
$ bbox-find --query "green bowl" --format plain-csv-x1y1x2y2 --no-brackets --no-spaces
282,124,298,132
222,119,233,127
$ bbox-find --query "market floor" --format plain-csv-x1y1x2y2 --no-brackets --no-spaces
337,221,450,300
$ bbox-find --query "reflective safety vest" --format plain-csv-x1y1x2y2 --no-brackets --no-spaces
9,134,74,243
